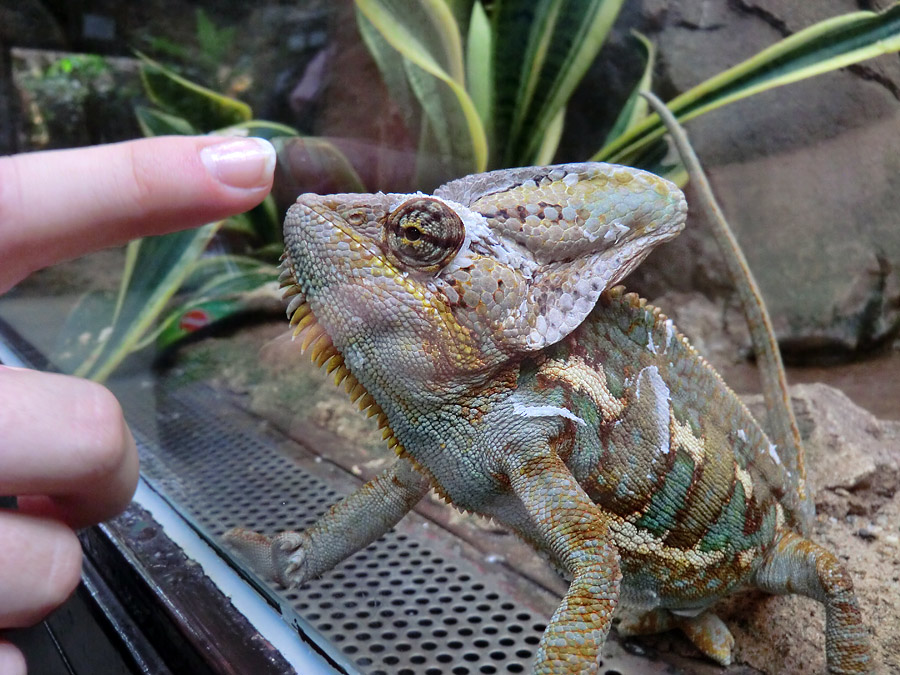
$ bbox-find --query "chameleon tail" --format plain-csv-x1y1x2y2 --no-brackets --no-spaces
640,90,814,531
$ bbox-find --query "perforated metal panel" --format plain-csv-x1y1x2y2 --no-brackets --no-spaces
120,383,672,675
121,385,549,674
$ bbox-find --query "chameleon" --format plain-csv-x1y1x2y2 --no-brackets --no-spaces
225,117,872,672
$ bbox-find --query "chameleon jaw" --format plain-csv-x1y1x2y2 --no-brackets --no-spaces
279,259,405,455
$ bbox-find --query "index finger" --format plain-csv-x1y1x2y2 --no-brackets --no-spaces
0,135,275,293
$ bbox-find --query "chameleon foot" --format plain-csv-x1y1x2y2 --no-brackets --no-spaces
223,528,308,587
618,608,734,666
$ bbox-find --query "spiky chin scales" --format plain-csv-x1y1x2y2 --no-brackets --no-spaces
278,260,405,455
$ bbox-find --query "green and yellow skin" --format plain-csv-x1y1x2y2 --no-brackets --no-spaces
226,163,870,674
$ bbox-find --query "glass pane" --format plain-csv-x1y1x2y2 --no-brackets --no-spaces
1,2,897,674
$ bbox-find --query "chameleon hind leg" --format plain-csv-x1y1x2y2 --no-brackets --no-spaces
617,607,735,665
754,530,871,674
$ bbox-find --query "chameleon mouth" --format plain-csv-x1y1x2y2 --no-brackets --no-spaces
277,258,405,454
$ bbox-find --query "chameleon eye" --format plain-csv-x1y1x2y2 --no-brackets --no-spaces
384,198,465,272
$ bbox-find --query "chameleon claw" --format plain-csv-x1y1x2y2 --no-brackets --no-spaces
273,531,305,552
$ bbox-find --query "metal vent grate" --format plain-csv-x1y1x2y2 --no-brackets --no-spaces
123,385,553,675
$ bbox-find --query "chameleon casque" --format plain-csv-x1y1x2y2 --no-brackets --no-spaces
226,154,871,672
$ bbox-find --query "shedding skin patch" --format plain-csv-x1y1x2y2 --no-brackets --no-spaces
635,366,671,456
512,401,586,426
537,356,625,422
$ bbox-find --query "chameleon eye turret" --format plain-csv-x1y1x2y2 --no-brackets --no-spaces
383,197,465,272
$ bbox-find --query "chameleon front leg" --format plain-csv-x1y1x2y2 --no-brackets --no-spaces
754,530,871,674
224,456,430,586
504,450,622,674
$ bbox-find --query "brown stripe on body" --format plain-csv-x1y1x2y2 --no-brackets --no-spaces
663,423,737,550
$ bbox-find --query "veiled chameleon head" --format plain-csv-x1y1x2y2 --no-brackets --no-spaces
281,163,686,397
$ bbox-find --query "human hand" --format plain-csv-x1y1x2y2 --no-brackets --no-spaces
0,135,276,673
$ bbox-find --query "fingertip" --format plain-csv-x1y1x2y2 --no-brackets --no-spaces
0,514,82,628
0,641,27,675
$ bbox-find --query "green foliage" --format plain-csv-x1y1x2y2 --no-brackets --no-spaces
56,57,283,380
139,8,243,93
15,52,141,149
357,0,900,184
595,4,900,171
355,0,623,176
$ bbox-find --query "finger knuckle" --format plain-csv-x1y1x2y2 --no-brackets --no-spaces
125,141,158,213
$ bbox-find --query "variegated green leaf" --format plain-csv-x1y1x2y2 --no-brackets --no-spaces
492,0,625,167
76,223,222,382
595,4,900,164
138,52,252,130
355,0,488,172
466,1,492,127
134,106,197,136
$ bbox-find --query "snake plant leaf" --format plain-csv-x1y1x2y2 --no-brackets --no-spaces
533,106,566,166
51,290,118,376
230,194,281,245
134,105,197,136
355,0,488,172
74,222,222,382
403,58,479,186
601,31,656,148
138,52,252,131
276,136,365,195
179,254,272,292
444,0,477,45
356,0,465,82
595,3,900,164
357,11,418,133
491,0,625,167
466,1,492,127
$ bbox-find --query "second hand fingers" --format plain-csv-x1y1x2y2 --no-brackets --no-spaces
0,367,139,528
0,510,82,628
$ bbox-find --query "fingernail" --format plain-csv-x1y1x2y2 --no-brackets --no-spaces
200,137,276,190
